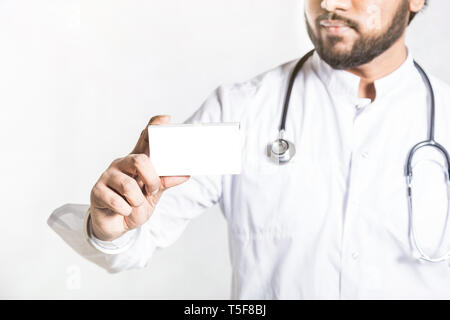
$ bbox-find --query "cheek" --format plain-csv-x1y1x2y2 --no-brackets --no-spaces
304,0,322,24
364,4,383,32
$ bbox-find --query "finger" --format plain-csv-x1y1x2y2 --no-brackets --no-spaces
131,115,171,155
160,175,191,189
90,207,130,240
135,176,145,190
103,169,147,207
116,153,161,195
91,183,133,216
133,171,190,192
124,205,153,230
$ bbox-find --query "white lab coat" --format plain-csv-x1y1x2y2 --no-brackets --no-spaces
48,50,450,299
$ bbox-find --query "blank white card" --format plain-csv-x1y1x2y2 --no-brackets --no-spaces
148,123,242,176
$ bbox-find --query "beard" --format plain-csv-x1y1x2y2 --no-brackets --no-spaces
306,0,410,70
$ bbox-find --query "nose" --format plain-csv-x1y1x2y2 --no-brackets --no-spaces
321,0,351,11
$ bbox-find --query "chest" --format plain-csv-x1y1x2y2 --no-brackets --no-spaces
223,86,450,243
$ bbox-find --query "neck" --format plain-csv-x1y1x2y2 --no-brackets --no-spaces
347,36,408,101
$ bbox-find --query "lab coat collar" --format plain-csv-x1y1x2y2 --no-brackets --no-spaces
310,48,416,103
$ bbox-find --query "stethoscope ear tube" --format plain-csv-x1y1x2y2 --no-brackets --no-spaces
406,61,450,262
406,140,450,182
279,50,315,134
407,181,450,263
269,50,314,165
270,51,450,262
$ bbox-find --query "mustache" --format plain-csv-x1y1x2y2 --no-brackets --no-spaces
316,12,359,31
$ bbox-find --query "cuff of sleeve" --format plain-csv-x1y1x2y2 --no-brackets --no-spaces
84,207,141,255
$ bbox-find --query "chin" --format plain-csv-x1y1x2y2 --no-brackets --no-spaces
323,42,353,56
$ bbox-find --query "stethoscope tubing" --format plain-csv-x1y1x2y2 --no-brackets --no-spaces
275,50,450,262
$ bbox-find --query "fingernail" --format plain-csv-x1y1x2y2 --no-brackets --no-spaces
151,187,160,195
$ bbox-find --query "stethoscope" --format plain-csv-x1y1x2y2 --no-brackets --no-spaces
270,49,450,263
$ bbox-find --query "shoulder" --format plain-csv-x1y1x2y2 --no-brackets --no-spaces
426,74,450,118
222,58,298,98
428,74,450,96
184,58,302,124
212,59,299,119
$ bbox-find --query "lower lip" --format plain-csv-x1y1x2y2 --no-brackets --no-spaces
321,25,351,35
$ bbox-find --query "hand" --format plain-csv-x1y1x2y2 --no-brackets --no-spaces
89,115,190,241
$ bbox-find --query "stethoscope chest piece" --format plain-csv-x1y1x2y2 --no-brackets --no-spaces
270,137,296,164
268,50,314,165
267,49,450,262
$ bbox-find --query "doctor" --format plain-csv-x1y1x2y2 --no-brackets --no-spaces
49,0,450,299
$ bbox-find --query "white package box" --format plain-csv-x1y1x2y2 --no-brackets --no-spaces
148,123,242,176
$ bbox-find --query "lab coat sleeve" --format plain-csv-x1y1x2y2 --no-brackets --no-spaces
47,86,227,273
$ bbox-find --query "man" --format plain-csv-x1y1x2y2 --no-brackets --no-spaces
49,0,450,299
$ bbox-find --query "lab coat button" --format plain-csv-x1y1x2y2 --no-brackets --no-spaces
352,252,360,260
361,151,369,159
355,103,367,110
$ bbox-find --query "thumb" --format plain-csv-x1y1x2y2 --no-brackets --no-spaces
131,115,171,155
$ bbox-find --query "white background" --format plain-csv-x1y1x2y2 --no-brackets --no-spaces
0,0,449,299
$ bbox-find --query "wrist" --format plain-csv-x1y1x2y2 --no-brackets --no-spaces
90,213,126,242
84,207,140,255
